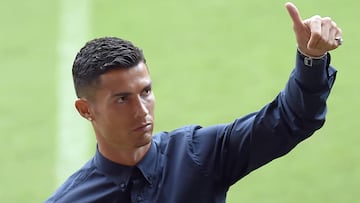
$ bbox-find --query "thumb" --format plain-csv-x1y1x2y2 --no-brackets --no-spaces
285,2,303,28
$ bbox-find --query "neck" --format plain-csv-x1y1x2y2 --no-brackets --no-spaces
97,142,151,166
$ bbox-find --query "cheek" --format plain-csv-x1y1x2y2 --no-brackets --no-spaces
94,105,127,127
100,111,131,140
147,95,156,114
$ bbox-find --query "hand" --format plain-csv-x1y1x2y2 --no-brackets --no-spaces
285,2,343,57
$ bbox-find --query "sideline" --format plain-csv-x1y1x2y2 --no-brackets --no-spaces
56,0,91,185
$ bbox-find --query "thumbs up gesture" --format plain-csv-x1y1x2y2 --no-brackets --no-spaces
285,2,343,57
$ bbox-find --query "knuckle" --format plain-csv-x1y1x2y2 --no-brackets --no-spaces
322,17,332,21
312,15,322,20
321,17,332,25
312,32,322,39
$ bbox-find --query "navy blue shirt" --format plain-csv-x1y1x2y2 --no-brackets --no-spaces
46,51,337,203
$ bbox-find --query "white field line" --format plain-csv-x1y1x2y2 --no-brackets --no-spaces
56,0,90,185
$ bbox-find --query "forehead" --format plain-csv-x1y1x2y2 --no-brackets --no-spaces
97,62,151,92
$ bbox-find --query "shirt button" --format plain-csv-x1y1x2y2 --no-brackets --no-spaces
137,195,143,202
120,183,126,189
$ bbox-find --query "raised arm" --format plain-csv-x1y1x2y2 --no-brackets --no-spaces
190,2,342,186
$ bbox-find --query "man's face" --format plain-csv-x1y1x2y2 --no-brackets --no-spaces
88,62,155,151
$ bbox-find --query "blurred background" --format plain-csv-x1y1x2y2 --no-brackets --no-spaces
1,0,359,202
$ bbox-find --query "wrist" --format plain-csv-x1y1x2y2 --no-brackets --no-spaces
297,48,327,59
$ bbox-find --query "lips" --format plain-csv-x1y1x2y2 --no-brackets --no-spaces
133,123,153,132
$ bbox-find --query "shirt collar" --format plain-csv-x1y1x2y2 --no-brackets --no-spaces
137,140,160,185
94,146,133,190
94,141,160,188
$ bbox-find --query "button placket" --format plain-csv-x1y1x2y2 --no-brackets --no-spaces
120,182,126,191
136,194,143,202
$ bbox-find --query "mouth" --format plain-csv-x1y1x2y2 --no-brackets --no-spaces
133,123,153,132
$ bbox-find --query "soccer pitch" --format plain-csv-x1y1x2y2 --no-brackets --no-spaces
1,0,359,202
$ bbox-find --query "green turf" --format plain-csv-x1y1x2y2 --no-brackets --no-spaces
1,0,359,202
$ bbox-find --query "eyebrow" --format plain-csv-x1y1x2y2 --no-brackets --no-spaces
111,92,132,98
144,82,152,90
111,82,153,98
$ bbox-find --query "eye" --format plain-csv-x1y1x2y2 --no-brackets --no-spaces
117,96,127,103
143,86,152,96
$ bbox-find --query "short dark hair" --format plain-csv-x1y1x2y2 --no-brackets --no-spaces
72,37,146,98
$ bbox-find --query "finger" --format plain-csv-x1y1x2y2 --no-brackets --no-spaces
329,20,342,47
322,17,332,41
335,27,343,45
307,15,322,49
285,2,303,28
329,27,338,48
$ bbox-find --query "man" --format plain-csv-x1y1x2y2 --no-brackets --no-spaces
46,2,342,202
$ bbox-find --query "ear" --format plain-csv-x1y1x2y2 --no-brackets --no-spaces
75,98,93,121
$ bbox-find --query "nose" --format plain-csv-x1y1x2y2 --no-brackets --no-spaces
134,96,149,118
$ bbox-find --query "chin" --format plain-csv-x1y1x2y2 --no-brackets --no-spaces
137,133,152,147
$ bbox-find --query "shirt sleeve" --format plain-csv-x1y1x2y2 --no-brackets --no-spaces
189,50,337,186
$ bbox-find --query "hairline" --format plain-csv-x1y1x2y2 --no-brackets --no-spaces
78,60,148,101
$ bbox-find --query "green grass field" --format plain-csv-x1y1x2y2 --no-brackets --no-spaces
1,0,359,202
